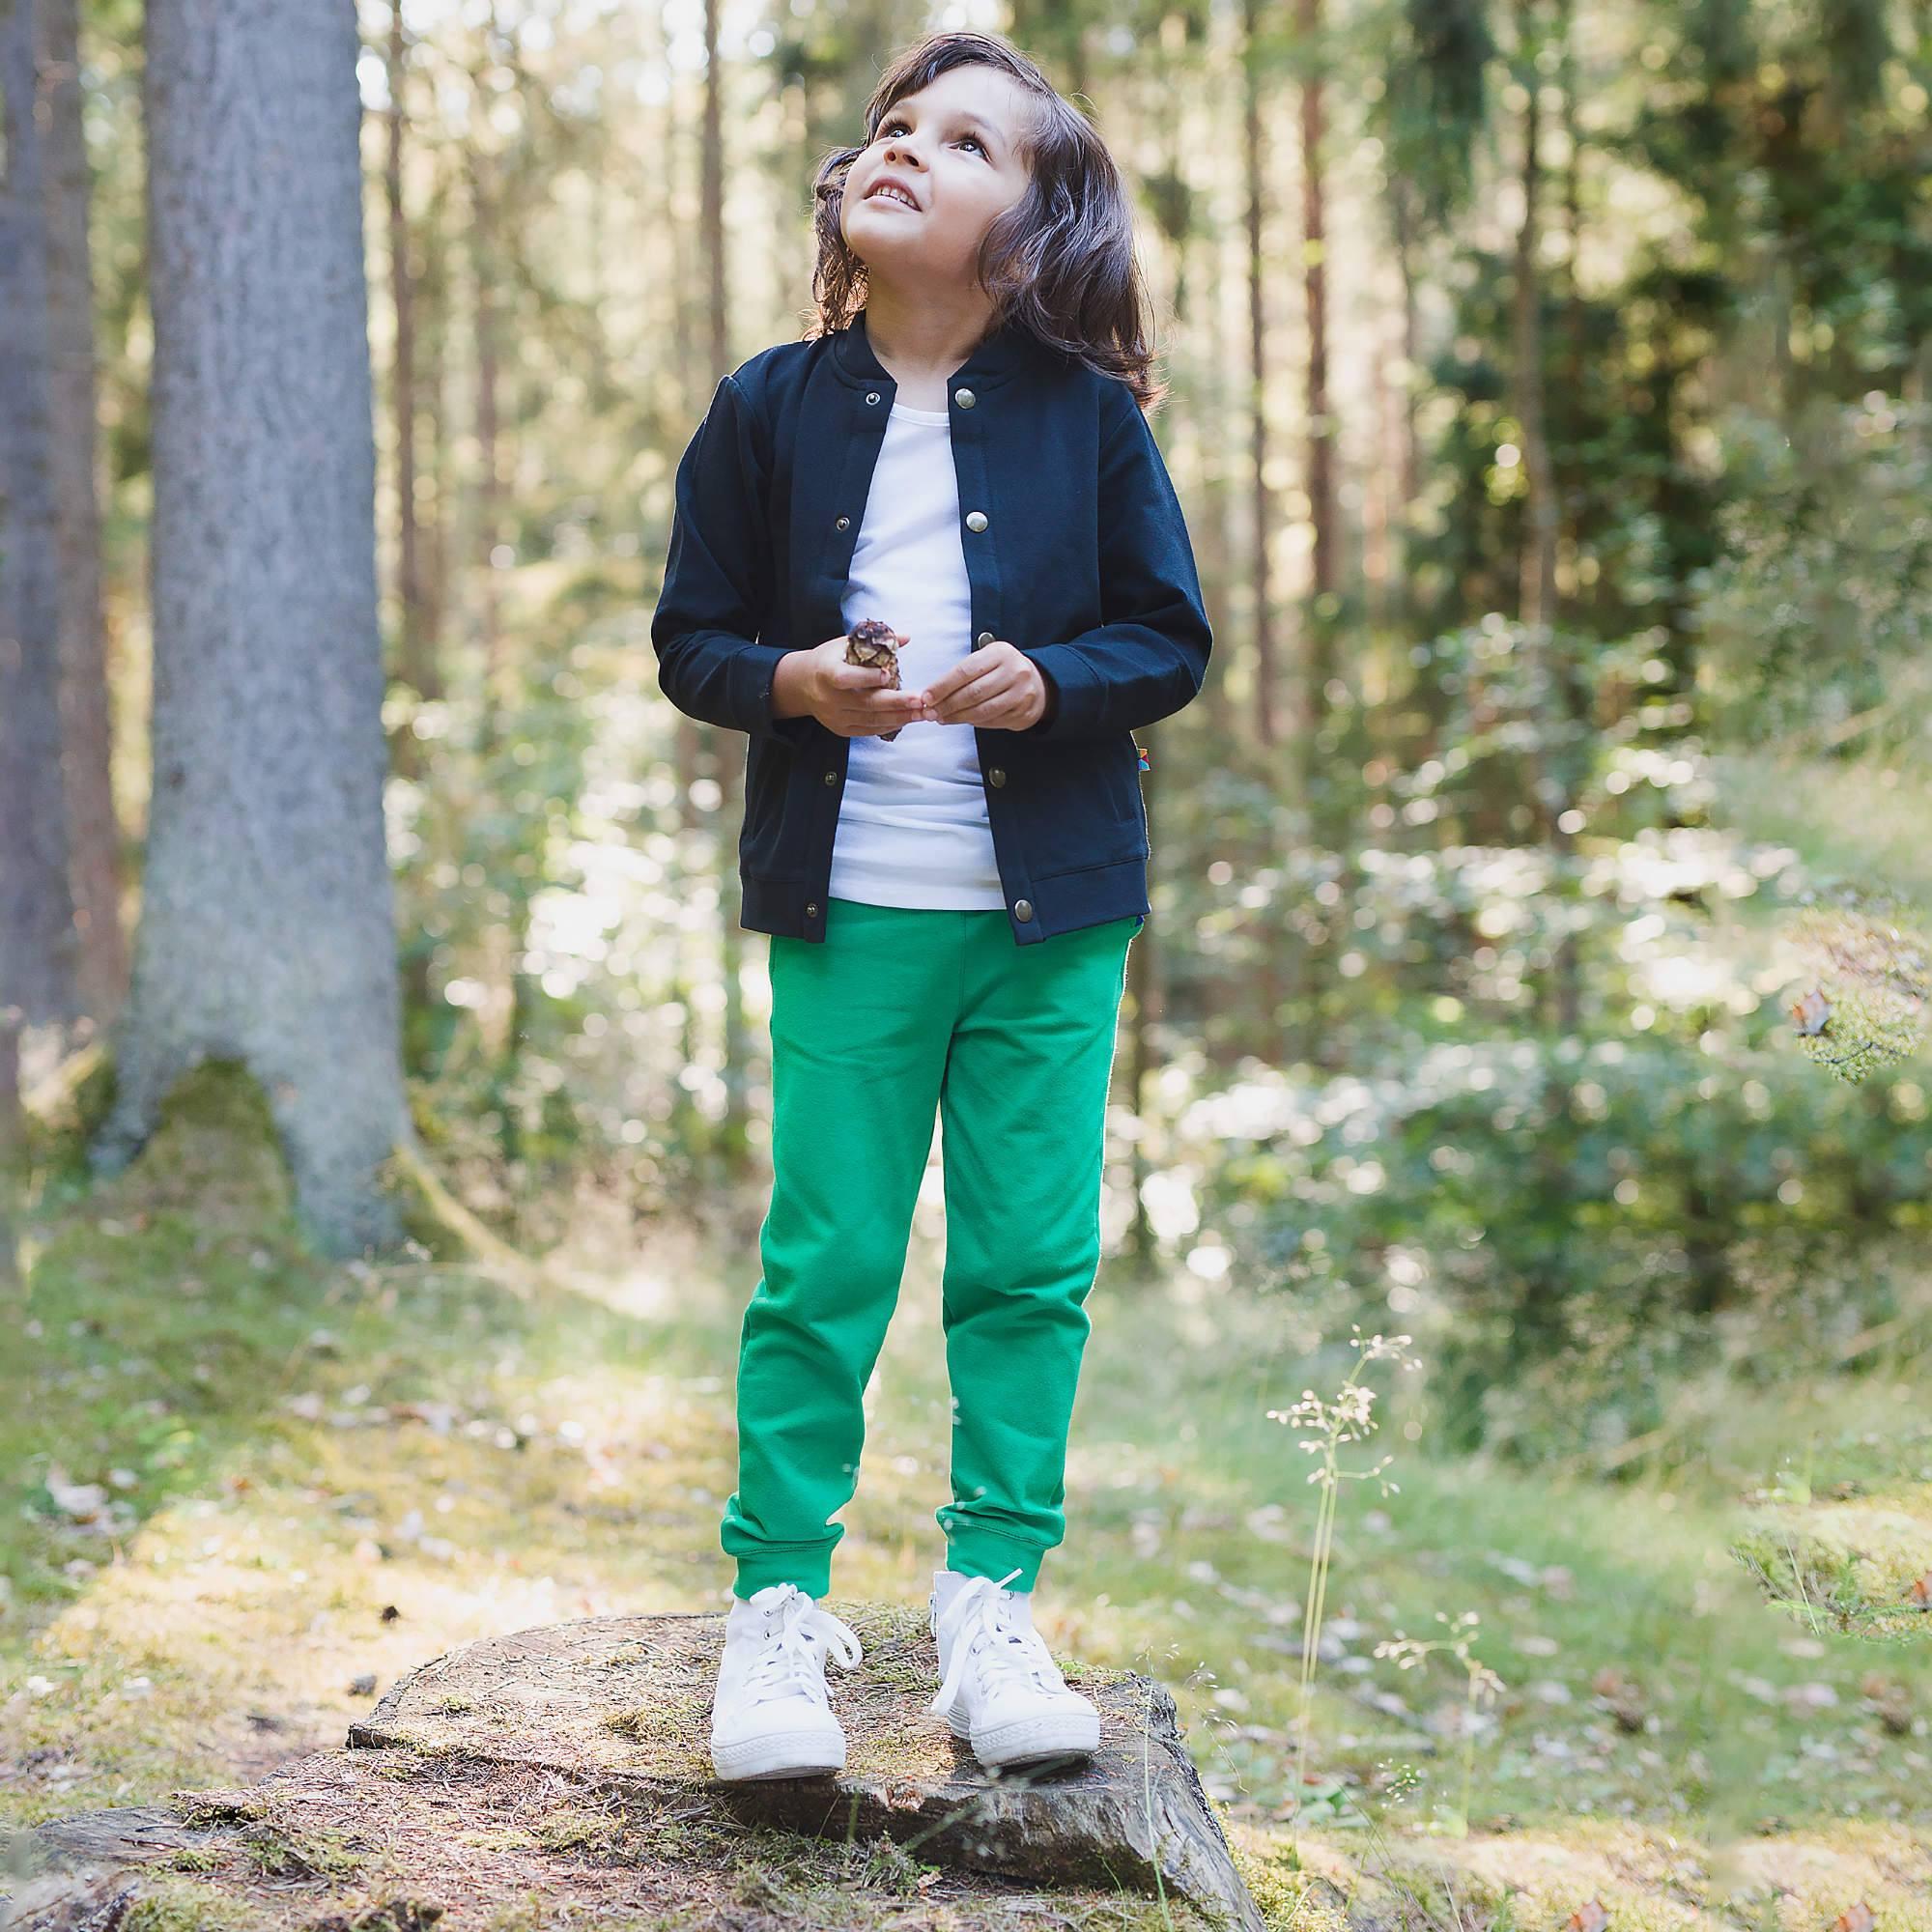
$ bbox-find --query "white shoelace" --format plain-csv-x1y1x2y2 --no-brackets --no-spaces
928,1568,1062,1720
740,1585,863,1708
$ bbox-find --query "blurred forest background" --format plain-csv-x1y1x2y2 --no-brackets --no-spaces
4,0,1932,1918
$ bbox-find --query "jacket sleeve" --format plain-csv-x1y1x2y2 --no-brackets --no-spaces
651,372,814,747
1016,382,1212,741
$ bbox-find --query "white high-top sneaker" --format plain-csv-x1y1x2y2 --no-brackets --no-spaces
927,1567,1100,1771
710,1582,864,1780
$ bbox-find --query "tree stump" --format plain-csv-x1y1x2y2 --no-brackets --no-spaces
5,1602,1270,1932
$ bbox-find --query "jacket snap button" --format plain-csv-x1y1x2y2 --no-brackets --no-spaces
835,515,850,530
965,510,987,531
988,767,1006,787
975,630,994,647
954,386,976,408
822,769,838,785
865,390,880,404
807,901,819,917
1013,898,1033,922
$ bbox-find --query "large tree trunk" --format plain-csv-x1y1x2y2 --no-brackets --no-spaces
39,0,126,1022
91,0,409,1257
0,0,80,1120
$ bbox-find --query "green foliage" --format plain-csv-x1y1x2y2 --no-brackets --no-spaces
1698,395,1932,760
390,635,600,1216
1200,1021,1930,1456
1165,617,1928,1455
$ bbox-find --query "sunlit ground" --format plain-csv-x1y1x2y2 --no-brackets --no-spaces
3,1064,1929,1926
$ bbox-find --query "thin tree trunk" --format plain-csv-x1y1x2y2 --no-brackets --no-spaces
1392,192,1421,526
467,129,519,1075
1241,0,1278,752
94,0,409,1256
1390,193,1447,762
470,150,503,708
702,0,752,1172
1243,0,1297,1055
1198,55,1235,750
0,0,80,1088
387,14,438,1071
1511,0,1580,1255
1512,0,1557,635
39,0,125,1021
1298,0,1334,668
1549,0,1583,1038
1365,318,1392,631
417,198,449,694
386,3,431,759
663,51,706,1151
1122,46,1201,1269
1299,0,1352,892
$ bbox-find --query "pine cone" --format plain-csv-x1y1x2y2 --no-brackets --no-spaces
845,618,906,740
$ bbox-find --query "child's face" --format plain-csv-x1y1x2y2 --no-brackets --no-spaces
841,66,1034,294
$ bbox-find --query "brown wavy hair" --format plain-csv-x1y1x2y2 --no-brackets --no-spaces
805,31,1164,412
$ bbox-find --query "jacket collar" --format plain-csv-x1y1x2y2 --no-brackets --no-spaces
829,303,1040,392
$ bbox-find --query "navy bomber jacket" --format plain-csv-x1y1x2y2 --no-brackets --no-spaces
649,304,1212,947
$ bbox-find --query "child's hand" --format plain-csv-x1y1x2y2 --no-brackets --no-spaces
919,639,1051,730
787,634,933,738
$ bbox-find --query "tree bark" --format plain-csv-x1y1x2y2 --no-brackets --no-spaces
92,0,409,1257
1298,0,1334,654
39,0,126,1021
1512,0,1557,636
0,0,80,1065
385,3,433,751
702,0,752,1169
1241,0,1278,752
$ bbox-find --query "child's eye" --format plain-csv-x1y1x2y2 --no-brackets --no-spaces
880,117,983,154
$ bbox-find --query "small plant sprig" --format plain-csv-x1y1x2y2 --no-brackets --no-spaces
1375,1610,1507,1836
1265,1327,1420,1842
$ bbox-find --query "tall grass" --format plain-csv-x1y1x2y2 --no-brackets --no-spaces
1267,1331,1424,1835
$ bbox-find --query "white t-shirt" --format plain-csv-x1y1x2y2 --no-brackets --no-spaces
828,400,1007,909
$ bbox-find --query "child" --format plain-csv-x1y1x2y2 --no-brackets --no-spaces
650,28,1211,1783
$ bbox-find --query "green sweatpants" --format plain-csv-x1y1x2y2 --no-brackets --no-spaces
722,895,1140,1601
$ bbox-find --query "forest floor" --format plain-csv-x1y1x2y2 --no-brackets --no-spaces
3,1049,1930,1930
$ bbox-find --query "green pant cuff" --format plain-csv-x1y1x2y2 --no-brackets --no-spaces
733,1555,833,1601
943,1532,1044,1593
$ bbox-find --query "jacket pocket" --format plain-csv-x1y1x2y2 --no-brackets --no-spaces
739,739,801,878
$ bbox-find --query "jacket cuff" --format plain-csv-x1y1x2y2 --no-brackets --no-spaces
743,642,816,748
1018,644,1107,738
